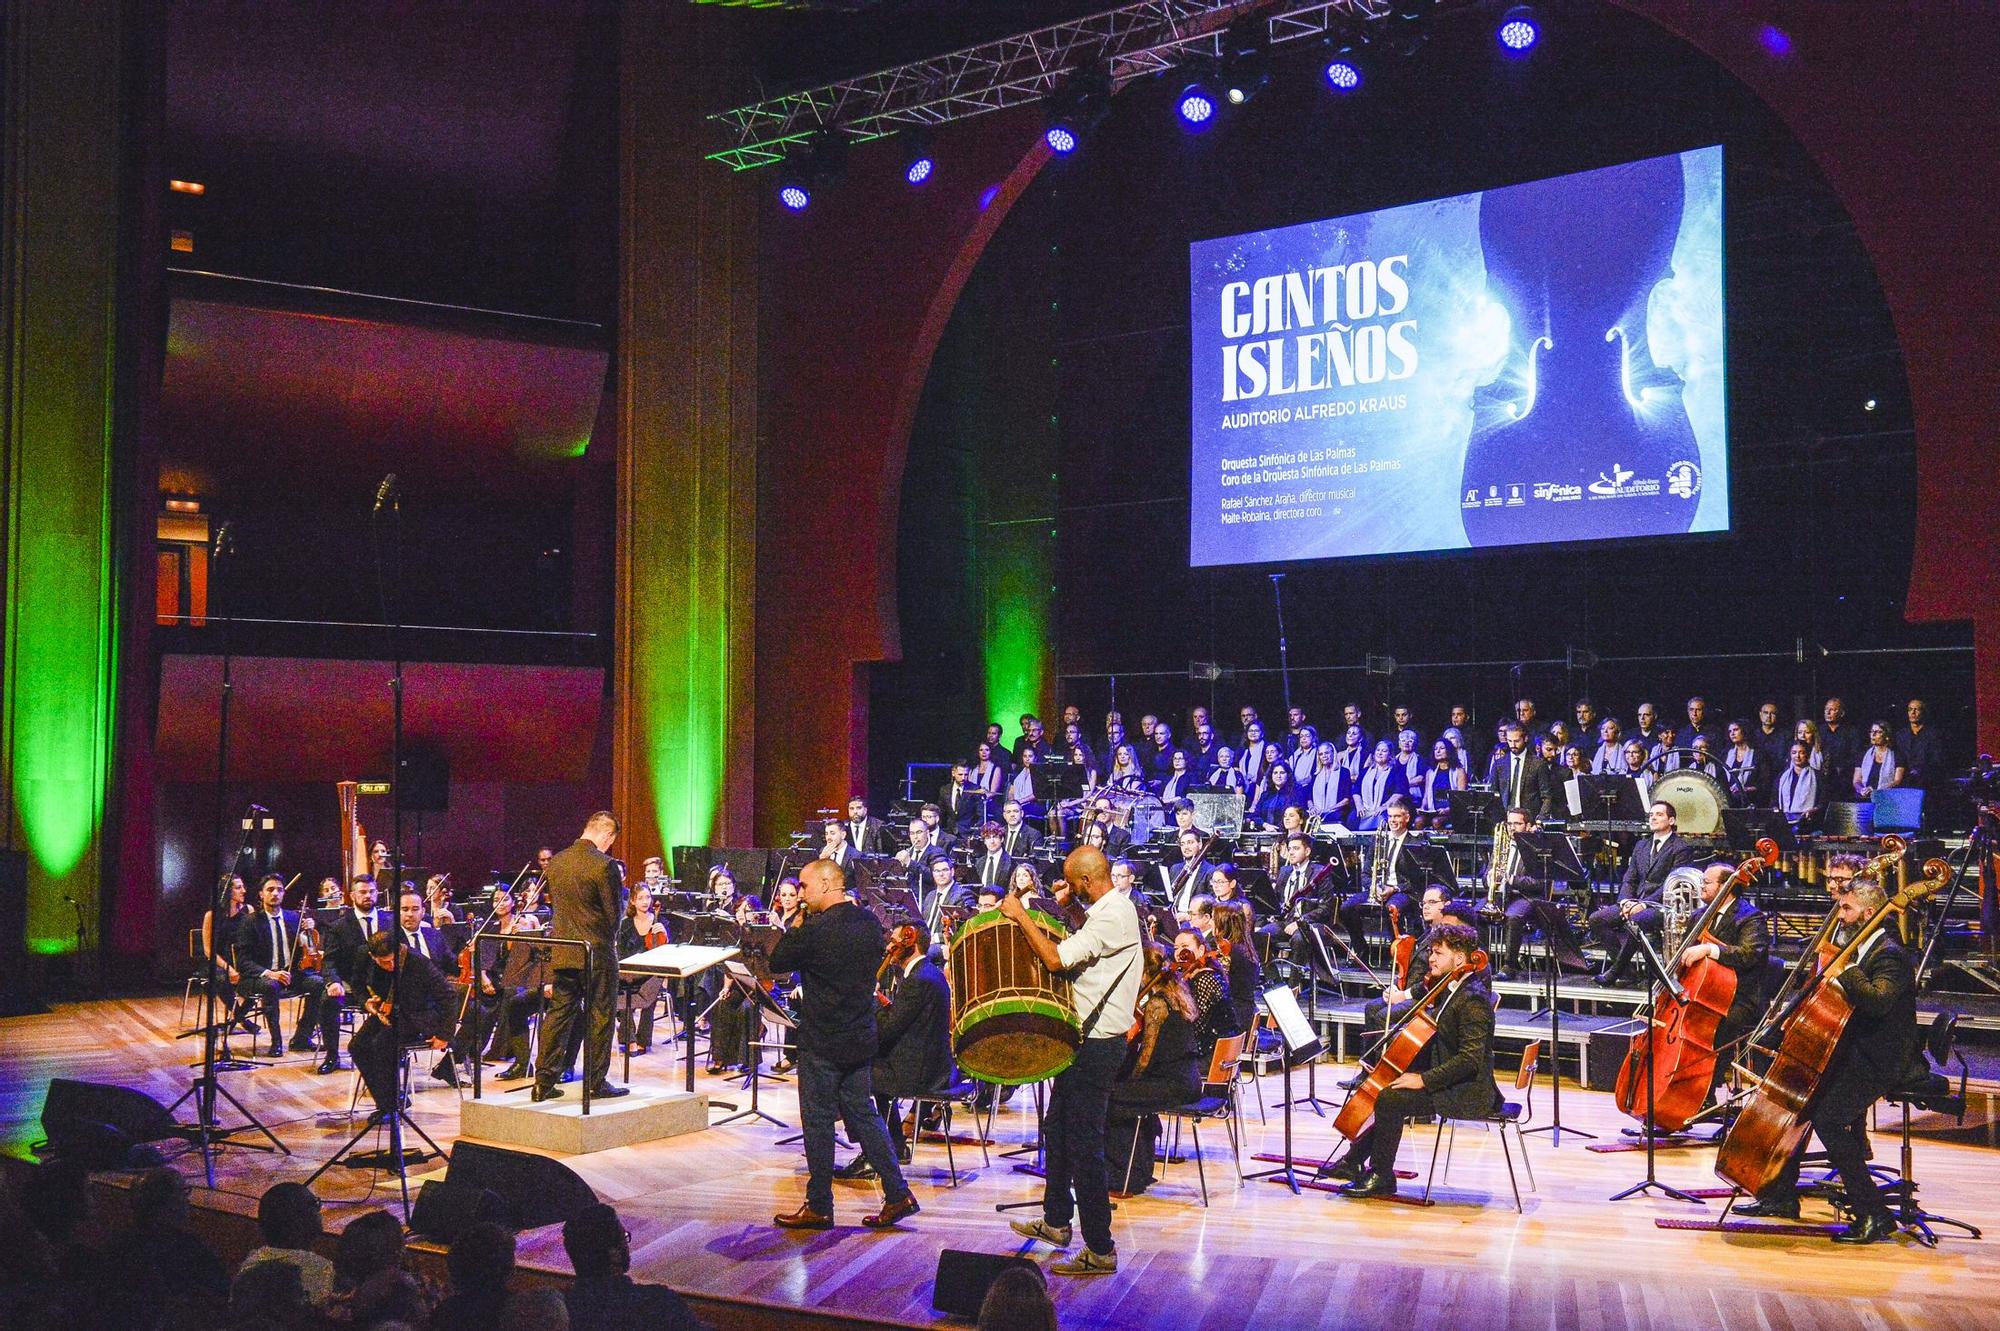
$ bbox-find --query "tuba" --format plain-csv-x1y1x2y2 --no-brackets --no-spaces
1659,866,1705,959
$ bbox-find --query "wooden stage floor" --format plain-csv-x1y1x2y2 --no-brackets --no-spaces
5,994,1999,1330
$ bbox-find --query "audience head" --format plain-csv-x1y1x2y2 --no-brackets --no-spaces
446,1220,516,1295
257,1181,324,1251
977,1262,1058,1331
334,1208,405,1287
231,1259,311,1326
562,1201,631,1278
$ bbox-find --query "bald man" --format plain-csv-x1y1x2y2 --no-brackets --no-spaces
1001,847,1143,1277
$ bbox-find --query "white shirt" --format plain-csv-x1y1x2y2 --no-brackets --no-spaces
1056,888,1144,1039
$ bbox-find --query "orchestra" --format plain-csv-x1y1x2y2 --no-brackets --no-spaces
186,688,1960,1254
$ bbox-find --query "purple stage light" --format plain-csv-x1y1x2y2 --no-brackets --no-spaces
1045,125,1078,155
778,184,810,212
1498,7,1540,54
1178,86,1216,127
906,156,934,186
1324,60,1362,92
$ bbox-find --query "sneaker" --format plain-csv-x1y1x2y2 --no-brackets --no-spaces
1049,1247,1117,1277
1008,1218,1072,1248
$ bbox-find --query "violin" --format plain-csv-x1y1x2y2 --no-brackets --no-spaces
1334,948,1489,1142
876,922,922,1006
1611,839,1777,1133
1715,859,1947,1196
1386,903,1416,993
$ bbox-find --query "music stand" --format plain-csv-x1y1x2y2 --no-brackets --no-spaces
708,962,794,1130
1408,843,1456,895
621,942,740,1093
1608,924,1705,1205
1511,831,1595,1144
1721,808,1797,858
1244,984,1326,1194
1447,789,1502,857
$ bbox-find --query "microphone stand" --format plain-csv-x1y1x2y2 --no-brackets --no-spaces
168,525,286,1183
1269,573,1292,715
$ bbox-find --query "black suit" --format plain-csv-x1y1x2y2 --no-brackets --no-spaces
999,821,1043,861
1345,975,1500,1176
1263,859,1333,968
938,781,985,832
351,947,456,1112
1339,834,1427,957
1818,723,1865,795
872,958,955,1150
970,848,1014,890
1759,936,1920,1219
1699,898,1771,1096
845,816,889,856
235,908,338,1053
536,838,624,1093
1159,857,1218,914
1587,833,1697,978
1895,723,1947,789
1485,749,1552,820
321,905,391,1058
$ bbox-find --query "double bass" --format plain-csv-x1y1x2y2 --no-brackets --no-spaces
1332,948,1488,1141
1612,839,1779,1133
1715,860,1947,1196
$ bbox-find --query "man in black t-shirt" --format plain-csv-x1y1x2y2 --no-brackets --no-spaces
769,860,920,1232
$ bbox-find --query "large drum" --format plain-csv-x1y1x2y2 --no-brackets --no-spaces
1652,768,1729,835
948,907,1080,1085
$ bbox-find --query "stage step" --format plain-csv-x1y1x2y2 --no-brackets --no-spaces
459,1086,709,1155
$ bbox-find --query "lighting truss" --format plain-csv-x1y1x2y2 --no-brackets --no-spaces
706,1,1413,170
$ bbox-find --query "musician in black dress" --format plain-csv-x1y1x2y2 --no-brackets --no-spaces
1209,900,1262,1038
1324,924,1499,1198
1735,875,1919,1243
1675,863,1771,1103
1588,800,1696,984
1105,942,1202,1197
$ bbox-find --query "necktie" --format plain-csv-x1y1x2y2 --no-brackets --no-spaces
1511,757,1523,805
1388,836,1401,886
272,914,287,969
409,928,428,958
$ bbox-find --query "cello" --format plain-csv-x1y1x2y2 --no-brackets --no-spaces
1332,947,1488,1141
1715,859,1947,1196
1612,838,1779,1133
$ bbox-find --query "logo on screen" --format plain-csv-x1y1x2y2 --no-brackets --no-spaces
1665,461,1702,499
1589,464,1635,496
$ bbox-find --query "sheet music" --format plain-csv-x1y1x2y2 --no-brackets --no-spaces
621,942,740,979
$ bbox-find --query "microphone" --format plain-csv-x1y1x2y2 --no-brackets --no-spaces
211,519,234,558
373,473,400,515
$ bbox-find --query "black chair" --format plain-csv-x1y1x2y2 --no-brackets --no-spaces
1423,1040,1538,1212
907,1072,991,1188
1121,1033,1247,1207
1872,1011,1981,1244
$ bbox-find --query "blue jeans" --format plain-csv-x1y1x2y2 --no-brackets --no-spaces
800,1050,910,1215
1043,1035,1126,1255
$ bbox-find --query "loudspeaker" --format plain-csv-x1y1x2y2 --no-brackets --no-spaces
1585,1029,1630,1091
445,1140,597,1231
397,746,449,813
40,1079,176,1165
931,1249,1039,1318
409,1179,509,1241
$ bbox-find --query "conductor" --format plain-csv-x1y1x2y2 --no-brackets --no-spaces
534,811,628,1102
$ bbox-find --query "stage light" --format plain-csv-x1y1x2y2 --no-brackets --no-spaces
1324,58,1363,92
1178,83,1217,127
900,130,936,187
1224,71,1267,106
1042,63,1112,157
778,183,810,211
1498,6,1540,55
1218,17,1269,107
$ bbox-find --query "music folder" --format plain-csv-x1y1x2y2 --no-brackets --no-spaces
620,942,738,980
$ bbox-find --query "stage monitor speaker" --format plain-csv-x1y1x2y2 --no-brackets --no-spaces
932,1249,1041,1319
445,1140,598,1231
1584,1030,1629,1091
40,1079,177,1165
397,747,449,813
408,1179,509,1241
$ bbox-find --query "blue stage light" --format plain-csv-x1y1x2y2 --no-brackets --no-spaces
905,155,934,186
1045,125,1078,155
1324,59,1362,92
1498,7,1540,54
1178,84,1216,127
778,184,810,212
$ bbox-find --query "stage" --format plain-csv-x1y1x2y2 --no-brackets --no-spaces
4,994,1998,1330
